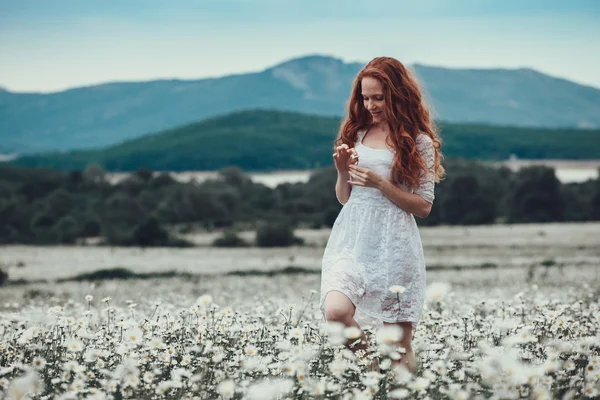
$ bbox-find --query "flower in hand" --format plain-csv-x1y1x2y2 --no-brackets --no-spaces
348,164,385,189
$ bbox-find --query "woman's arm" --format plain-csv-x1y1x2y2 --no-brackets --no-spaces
335,171,352,205
347,166,432,217
333,143,358,205
377,133,436,218
376,180,432,218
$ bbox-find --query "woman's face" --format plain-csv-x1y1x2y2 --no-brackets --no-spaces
361,77,385,124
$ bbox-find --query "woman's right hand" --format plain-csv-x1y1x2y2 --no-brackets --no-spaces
332,144,358,173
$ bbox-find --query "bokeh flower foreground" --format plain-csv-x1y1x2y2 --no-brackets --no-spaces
1,274,599,399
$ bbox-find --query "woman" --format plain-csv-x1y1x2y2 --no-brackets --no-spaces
319,56,445,373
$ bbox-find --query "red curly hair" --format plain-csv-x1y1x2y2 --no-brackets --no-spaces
335,57,445,188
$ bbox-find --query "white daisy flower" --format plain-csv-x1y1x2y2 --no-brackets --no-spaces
426,282,451,302
65,338,84,352
389,388,410,398
217,380,235,398
289,327,304,340
376,325,403,345
32,356,46,370
453,389,470,400
143,371,154,383
212,352,225,363
329,360,348,375
390,285,407,294
343,326,361,340
409,377,431,391
583,386,598,398
126,327,144,345
245,345,258,356
564,359,576,371
196,294,213,307
48,306,63,316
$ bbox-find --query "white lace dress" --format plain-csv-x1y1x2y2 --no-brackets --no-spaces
319,129,436,329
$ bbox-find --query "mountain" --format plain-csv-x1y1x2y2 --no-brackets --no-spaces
10,109,600,172
1,55,599,154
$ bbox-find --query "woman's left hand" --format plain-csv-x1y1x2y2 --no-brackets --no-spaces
347,165,386,189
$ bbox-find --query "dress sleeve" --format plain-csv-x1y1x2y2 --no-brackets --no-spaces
415,134,435,204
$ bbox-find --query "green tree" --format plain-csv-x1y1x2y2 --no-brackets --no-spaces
441,175,497,225
256,220,304,247
590,169,600,220
508,166,565,223
83,163,106,184
46,188,74,218
218,166,253,189
132,217,169,247
98,193,146,245
54,216,80,244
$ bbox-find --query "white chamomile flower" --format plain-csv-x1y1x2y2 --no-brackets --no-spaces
196,295,213,307
583,386,598,398
126,327,144,345
389,388,410,398
143,371,154,383
564,359,576,371
245,345,258,356
49,306,63,316
343,326,361,340
376,325,403,345
426,282,451,302
329,360,348,375
217,380,235,398
390,285,407,294
65,338,84,352
289,327,304,340
32,356,46,370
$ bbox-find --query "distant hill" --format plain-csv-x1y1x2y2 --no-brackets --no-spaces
1,55,599,154
9,109,600,172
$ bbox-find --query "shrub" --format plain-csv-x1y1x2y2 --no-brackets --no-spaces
324,206,341,228
132,217,169,247
80,217,102,237
212,231,249,247
256,220,304,247
54,215,80,244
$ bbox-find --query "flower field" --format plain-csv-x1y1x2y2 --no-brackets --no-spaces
0,223,599,399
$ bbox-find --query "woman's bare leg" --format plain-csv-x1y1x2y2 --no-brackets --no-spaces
383,321,417,373
324,290,368,352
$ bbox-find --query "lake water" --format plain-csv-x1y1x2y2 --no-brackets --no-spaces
3,153,597,187
106,161,599,187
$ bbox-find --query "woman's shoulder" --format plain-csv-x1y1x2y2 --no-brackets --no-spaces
415,132,433,146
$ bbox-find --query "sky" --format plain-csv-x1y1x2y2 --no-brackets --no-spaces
1,0,599,93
